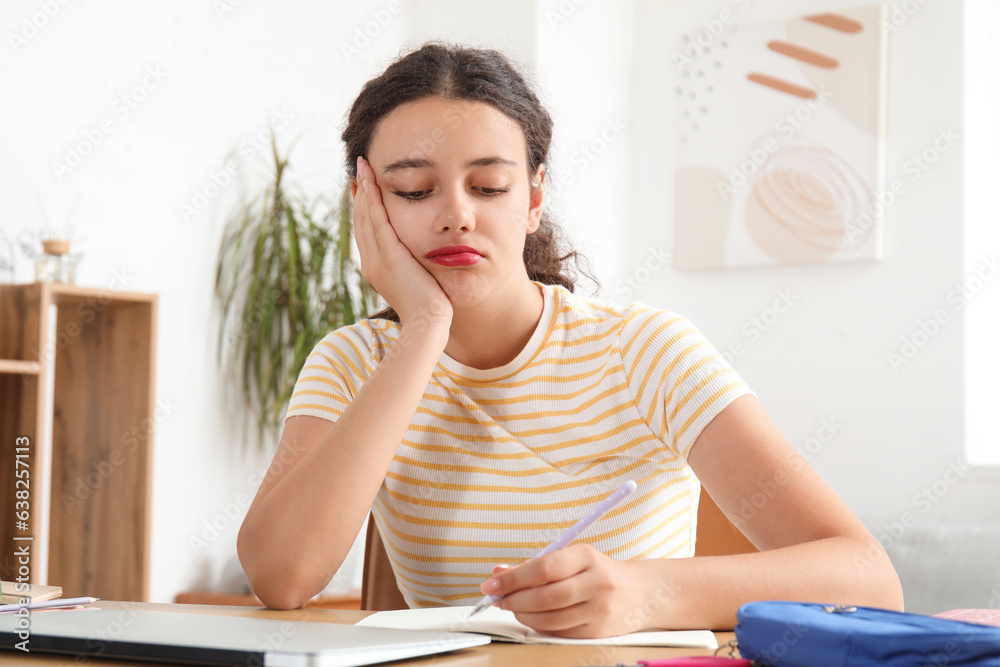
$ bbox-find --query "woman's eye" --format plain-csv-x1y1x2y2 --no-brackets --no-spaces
477,187,510,196
393,190,431,201
392,187,510,202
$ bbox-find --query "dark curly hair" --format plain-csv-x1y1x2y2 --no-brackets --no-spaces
341,40,595,321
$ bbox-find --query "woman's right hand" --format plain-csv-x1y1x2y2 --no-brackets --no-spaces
354,156,453,330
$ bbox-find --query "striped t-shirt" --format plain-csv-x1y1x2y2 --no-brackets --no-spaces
284,281,755,607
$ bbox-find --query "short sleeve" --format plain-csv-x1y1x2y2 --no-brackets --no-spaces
620,308,756,460
283,321,380,424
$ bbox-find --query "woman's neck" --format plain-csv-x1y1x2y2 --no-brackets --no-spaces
443,280,544,370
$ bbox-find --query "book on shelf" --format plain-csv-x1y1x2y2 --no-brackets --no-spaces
0,581,63,605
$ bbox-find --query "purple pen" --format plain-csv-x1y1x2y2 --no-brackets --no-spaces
469,480,638,616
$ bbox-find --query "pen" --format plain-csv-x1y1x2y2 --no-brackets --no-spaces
469,479,638,616
0,596,99,613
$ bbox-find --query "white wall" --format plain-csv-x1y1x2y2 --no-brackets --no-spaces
2,0,995,605
963,0,1000,467
631,0,999,531
2,0,416,602
403,0,632,286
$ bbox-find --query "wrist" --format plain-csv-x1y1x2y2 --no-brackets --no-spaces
394,317,450,358
400,298,452,337
626,557,699,631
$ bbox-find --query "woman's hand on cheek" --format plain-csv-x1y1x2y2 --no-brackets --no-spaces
354,156,452,329
480,544,652,639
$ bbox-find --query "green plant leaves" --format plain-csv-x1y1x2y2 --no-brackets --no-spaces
214,135,380,452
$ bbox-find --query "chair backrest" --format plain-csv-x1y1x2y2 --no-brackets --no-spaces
692,488,757,557
361,516,407,611
360,487,756,611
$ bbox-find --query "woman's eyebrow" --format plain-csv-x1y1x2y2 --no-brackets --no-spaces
381,155,518,174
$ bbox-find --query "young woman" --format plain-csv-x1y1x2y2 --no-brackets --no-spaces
237,41,902,638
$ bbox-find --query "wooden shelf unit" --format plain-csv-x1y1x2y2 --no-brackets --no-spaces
0,282,157,601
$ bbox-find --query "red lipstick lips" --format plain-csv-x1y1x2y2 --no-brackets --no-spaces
425,245,483,267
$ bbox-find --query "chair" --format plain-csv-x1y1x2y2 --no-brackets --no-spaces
361,515,408,611
693,488,757,558
360,488,756,611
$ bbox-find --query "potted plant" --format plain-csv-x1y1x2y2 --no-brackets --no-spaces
214,136,379,451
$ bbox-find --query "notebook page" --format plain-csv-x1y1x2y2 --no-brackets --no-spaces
356,606,717,648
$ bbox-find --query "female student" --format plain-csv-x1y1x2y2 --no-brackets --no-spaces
237,41,902,638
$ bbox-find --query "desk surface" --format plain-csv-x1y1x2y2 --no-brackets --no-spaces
2,600,736,667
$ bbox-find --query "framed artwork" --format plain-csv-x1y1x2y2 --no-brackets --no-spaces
672,5,888,269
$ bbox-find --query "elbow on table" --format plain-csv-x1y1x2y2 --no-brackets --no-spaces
243,564,320,611
255,586,311,611
880,569,905,612
859,563,904,612
238,539,343,610
236,533,310,610
855,534,905,612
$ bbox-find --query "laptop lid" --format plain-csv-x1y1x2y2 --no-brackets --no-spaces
0,609,490,666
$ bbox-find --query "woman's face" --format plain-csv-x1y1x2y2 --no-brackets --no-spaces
362,96,544,309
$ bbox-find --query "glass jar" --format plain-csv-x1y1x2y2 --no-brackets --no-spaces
35,239,80,283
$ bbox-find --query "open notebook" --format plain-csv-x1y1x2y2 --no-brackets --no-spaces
355,605,718,648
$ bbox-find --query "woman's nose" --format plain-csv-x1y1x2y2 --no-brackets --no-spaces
435,187,476,232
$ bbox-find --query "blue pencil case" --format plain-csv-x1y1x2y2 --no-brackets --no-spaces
734,601,1000,666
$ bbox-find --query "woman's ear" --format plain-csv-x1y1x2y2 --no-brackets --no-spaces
527,164,545,234
350,179,359,199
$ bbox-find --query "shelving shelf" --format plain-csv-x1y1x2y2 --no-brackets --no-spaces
0,360,41,374
0,282,157,601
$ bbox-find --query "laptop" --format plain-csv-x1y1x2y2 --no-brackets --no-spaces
0,608,490,666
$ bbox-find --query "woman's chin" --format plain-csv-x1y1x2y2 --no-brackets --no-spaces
437,271,489,309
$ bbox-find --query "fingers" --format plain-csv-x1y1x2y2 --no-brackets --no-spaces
482,545,594,609
502,573,589,614
510,602,595,637
357,157,400,256
351,155,454,328
501,571,602,636
488,547,630,638
353,156,379,258
484,550,651,639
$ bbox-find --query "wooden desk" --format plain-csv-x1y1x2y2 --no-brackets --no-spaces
2,600,736,666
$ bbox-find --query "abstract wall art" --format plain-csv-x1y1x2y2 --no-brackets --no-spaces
672,4,888,269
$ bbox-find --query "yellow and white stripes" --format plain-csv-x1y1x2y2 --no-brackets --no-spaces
285,282,755,607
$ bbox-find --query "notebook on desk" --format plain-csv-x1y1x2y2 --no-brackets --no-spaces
0,609,489,666
357,605,718,648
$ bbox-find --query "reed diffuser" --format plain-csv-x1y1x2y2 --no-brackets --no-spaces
33,192,82,284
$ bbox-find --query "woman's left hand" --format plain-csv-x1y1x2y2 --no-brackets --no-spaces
480,544,657,638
